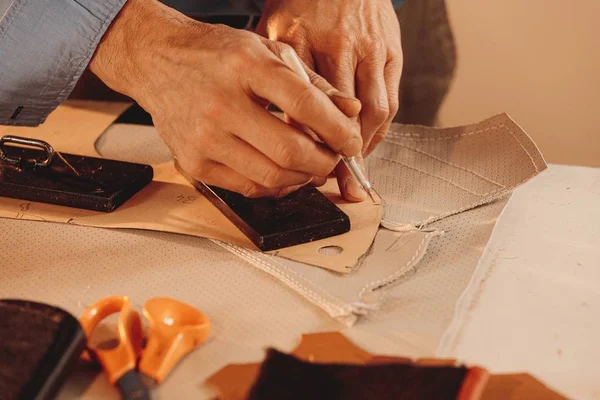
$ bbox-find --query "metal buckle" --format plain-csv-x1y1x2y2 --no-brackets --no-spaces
0,135,55,168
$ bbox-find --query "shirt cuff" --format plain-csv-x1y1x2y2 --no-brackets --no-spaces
0,0,128,126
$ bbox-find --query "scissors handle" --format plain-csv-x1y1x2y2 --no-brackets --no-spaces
79,296,144,385
139,298,211,383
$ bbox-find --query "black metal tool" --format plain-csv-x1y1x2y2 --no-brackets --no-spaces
176,162,350,251
0,299,86,400
0,135,153,212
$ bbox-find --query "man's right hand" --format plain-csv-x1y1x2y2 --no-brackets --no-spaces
89,0,362,198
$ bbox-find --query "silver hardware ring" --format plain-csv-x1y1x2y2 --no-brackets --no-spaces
0,135,55,168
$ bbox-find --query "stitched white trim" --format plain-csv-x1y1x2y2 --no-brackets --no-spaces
212,240,359,326
382,140,506,188
385,123,540,174
379,120,544,228
358,230,443,301
377,155,491,196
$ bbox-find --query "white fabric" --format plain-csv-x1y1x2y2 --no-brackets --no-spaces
438,165,600,400
0,199,506,399
95,117,543,324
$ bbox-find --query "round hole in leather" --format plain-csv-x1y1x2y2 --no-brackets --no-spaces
318,245,343,256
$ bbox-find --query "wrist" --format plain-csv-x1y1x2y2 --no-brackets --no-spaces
89,0,196,104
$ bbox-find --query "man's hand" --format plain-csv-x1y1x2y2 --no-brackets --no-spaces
257,0,403,200
89,0,362,198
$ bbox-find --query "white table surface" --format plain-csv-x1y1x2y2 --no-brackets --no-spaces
440,164,600,400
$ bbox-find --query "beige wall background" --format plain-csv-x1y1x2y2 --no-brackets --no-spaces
438,1,600,167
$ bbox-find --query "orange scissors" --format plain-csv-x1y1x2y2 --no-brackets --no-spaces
79,296,211,400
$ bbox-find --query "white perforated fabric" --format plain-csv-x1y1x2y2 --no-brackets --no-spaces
94,115,546,325
369,115,544,227
0,217,333,398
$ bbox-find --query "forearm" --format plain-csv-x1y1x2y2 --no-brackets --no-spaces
0,0,128,126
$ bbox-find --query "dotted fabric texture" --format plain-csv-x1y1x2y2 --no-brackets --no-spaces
367,114,545,227
0,218,340,399
1,113,546,398
0,196,507,400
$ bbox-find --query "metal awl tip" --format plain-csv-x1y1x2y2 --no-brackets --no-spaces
366,189,376,203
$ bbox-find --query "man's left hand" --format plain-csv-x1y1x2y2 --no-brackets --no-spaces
257,0,403,201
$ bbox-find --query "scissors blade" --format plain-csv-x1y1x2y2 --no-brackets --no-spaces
116,370,151,400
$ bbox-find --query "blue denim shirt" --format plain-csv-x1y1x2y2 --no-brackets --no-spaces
0,0,404,126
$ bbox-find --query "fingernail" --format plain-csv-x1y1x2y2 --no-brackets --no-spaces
329,90,359,103
344,177,367,201
277,182,306,198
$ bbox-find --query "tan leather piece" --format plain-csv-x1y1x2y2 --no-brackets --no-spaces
0,100,382,273
206,332,566,400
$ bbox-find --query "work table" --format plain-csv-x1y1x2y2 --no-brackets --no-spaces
1,164,598,399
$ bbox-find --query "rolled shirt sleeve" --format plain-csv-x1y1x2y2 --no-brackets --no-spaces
0,0,128,126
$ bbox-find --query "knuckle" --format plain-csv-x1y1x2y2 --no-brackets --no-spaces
375,103,390,122
277,141,305,169
289,84,317,113
201,98,226,122
324,32,353,53
361,34,385,56
239,182,264,198
261,166,286,189
331,122,360,153
181,157,210,180
311,176,327,187
279,24,309,44
231,42,258,68
366,101,390,124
